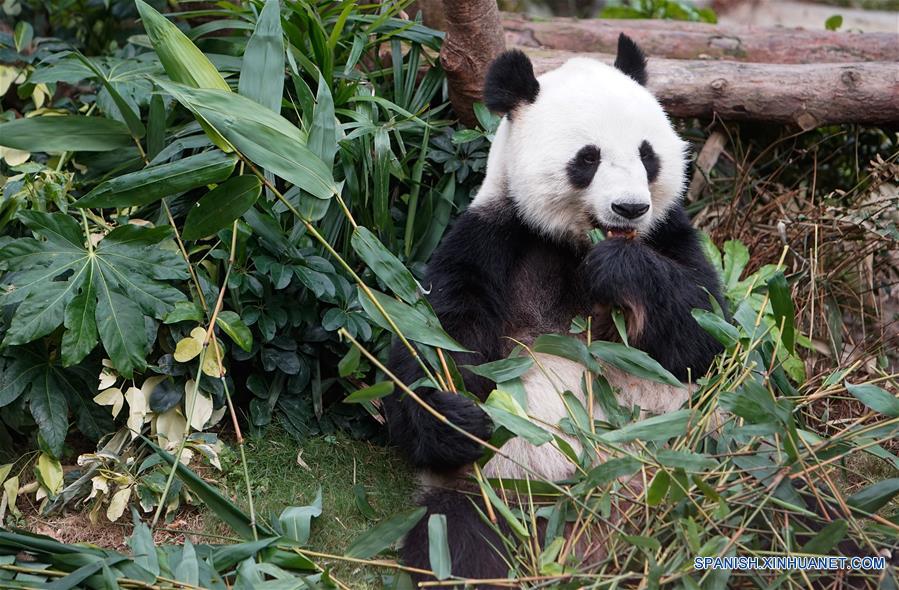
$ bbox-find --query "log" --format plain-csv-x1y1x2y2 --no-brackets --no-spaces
525,48,899,128
503,13,899,64
440,0,506,127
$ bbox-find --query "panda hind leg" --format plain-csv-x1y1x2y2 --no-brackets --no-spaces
402,488,511,588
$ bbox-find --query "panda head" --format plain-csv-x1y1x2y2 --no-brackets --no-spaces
473,35,687,243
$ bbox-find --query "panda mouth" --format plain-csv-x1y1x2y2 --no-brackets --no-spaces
588,214,638,240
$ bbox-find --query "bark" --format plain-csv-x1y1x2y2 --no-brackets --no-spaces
526,48,899,128
441,0,506,127
503,13,899,64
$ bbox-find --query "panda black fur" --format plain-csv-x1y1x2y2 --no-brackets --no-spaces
384,35,725,583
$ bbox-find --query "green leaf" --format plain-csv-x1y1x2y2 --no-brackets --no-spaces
155,80,336,200
825,14,843,31
357,287,468,352
585,457,641,487
351,226,420,305
344,381,394,403
136,0,230,91
182,175,261,240
94,276,148,378
847,478,899,514
129,510,160,576
533,334,597,372
61,265,98,366
427,514,452,580
589,341,682,387
216,310,253,352
338,346,361,377
0,116,133,152
482,390,552,446
75,151,237,208
655,449,716,472
478,478,528,537
801,519,848,554
646,470,670,506
0,350,45,407
18,209,85,249
845,382,899,417
279,487,322,545
692,308,740,347
596,409,691,444
3,278,82,346
14,21,33,52
309,73,338,169
72,52,145,139
238,0,285,113
174,539,199,586
353,484,377,519
463,357,534,383
163,301,203,324
29,371,70,459
345,507,426,558
722,240,749,292
767,271,795,353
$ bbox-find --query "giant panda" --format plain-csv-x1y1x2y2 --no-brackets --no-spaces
384,35,725,584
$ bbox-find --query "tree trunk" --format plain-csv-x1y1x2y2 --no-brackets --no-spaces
526,48,899,128
503,13,899,64
440,0,506,127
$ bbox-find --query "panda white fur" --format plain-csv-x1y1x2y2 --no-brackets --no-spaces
384,35,725,584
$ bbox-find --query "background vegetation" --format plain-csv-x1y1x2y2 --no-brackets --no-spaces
0,0,896,588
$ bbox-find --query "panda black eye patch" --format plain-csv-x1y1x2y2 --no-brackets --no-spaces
639,140,660,183
566,145,601,189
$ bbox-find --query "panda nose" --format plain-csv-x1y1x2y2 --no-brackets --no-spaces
611,202,650,220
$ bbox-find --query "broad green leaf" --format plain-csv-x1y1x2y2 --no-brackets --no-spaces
279,487,322,545
825,14,843,31
309,73,338,168
61,264,98,366
589,341,682,387
29,369,70,458
155,80,336,200
36,452,63,495
129,510,160,576
767,271,795,353
0,116,133,152
163,301,203,324
18,209,85,248
847,478,899,514
174,539,200,585
75,151,237,208
338,346,361,377
353,483,377,519
692,308,740,347
216,310,253,352
238,0,285,113
0,347,52,408
346,507,427,558
596,409,691,444
344,381,394,403
94,275,149,377
3,277,82,346
147,93,166,160
14,22,33,52
722,240,749,292
845,382,899,417
357,287,468,352
182,175,261,240
351,226,419,304
427,514,452,580
646,470,670,506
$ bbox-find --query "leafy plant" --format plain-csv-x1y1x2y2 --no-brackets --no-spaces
601,0,718,22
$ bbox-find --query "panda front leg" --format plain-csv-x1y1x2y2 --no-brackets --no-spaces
583,236,724,381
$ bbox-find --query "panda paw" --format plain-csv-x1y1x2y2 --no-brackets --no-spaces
584,237,653,307
411,391,493,471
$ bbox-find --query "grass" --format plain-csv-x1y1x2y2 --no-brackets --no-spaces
216,428,416,588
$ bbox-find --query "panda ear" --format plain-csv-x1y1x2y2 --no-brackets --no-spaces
614,33,648,86
483,49,540,116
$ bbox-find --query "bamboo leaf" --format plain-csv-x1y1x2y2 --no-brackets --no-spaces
427,514,452,580
0,116,133,152
75,151,237,208
845,382,899,418
589,341,682,387
344,381,394,403
238,0,285,113
183,175,261,240
351,226,420,305
345,507,426,558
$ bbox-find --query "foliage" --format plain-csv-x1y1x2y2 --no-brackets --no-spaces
0,0,491,475
601,0,718,22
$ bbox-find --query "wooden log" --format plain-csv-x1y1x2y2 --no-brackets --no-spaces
525,48,899,128
503,13,899,64
441,0,506,127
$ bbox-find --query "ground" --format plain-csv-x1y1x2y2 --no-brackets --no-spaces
23,430,416,589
